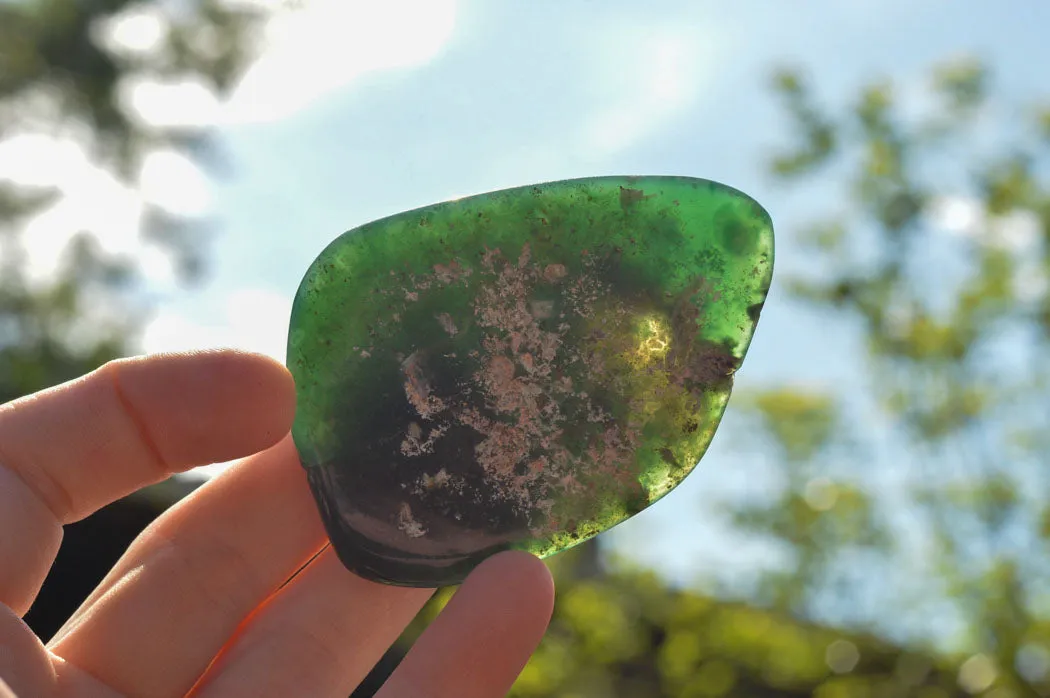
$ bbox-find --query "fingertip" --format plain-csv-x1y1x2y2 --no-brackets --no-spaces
458,550,556,649
376,551,555,698
470,550,556,619
180,349,298,456
211,349,298,428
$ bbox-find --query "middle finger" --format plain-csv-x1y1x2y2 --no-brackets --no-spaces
49,437,335,698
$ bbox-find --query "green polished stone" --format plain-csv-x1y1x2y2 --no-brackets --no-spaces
287,176,773,587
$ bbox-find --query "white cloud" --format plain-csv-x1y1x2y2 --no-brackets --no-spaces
223,0,458,123
96,0,458,131
141,288,292,361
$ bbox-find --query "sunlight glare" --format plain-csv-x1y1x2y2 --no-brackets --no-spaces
224,0,458,123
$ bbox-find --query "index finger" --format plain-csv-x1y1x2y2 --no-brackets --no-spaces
0,350,295,615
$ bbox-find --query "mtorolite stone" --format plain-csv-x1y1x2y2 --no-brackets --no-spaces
287,176,774,586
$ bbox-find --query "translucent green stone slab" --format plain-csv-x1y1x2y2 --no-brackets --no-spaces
287,176,774,586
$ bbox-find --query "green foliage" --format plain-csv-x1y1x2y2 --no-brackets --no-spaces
931,58,989,115
742,55,1050,695
380,547,979,698
769,69,837,176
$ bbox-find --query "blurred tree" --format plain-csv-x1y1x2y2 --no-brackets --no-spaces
0,0,265,404
717,57,1050,696
355,546,984,698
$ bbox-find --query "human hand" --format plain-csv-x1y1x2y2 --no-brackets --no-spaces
0,351,554,697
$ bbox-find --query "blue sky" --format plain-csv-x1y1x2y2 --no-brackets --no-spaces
128,0,1050,596
4,0,1046,636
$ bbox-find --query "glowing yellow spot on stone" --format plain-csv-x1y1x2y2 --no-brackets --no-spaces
635,314,671,364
